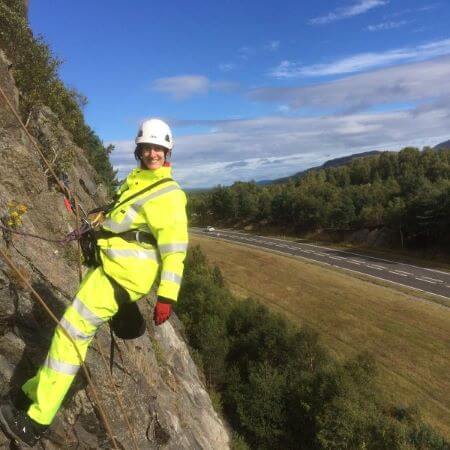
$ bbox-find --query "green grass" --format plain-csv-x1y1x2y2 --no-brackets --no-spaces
191,235,450,439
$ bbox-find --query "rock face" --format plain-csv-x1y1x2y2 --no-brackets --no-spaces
0,51,230,449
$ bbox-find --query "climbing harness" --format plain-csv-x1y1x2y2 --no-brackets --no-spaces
82,176,173,267
0,85,140,449
98,176,173,215
79,228,100,267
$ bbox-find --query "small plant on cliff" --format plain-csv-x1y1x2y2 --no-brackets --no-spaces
3,200,27,228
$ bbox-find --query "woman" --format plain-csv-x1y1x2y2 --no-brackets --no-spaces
0,119,189,446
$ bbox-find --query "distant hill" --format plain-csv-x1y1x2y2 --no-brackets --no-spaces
433,139,450,150
257,150,382,185
185,187,212,194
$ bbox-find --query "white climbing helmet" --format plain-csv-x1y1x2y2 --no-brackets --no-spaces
135,118,173,151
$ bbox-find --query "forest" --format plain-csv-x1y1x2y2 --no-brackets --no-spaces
176,246,448,449
189,148,450,250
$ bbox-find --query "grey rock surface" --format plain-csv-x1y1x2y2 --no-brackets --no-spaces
0,50,230,449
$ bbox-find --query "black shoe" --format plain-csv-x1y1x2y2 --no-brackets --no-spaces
0,399,47,447
11,389,33,412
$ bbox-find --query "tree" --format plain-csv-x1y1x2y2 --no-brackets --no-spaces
349,158,372,184
210,186,238,221
327,194,356,229
236,363,287,448
385,197,407,248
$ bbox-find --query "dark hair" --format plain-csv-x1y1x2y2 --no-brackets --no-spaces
134,144,169,162
134,145,142,161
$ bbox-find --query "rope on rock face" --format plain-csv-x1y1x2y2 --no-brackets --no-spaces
74,199,83,283
0,85,71,200
0,227,141,450
0,247,120,450
1,75,140,450
73,202,140,450
0,83,93,245
92,340,140,450
0,221,91,244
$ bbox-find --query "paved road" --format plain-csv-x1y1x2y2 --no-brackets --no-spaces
191,228,450,301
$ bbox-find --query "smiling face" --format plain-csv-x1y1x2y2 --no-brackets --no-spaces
139,144,167,170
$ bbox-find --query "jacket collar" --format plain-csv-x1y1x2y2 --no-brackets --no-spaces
127,166,172,186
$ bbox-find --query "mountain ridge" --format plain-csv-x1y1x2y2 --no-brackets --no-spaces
257,150,382,185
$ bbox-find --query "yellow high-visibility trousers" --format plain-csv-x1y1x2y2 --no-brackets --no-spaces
21,266,138,425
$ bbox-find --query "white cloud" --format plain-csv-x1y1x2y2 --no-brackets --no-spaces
386,4,440,19
257,55,450,111
277,105,291,113
269,38,450,77
264,40,280,51
111,54,450,188
151,75,239,100
151,75,210,100
109,100,449,188
219,63,235,72
310,0,388,25
366,20,408,31
238,46,254,60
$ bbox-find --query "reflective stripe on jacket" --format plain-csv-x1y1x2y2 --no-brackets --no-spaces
97,166,188,301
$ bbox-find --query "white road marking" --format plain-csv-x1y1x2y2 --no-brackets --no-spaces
392,270,412,276
349,260,362,265
421,276,444,283
193,231,450,301
367,265,384,270
226,231,450,276
416,278,437,284
333,267,450,301
389,271,407,277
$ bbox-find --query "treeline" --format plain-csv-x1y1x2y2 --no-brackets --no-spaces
176,246,448,449
0,0,117,193
189,148,450,248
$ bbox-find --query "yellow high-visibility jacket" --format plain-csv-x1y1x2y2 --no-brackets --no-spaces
97,165,188,301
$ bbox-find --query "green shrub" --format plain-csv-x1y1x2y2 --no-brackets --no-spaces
178,246,449,449
0,2,117,193
231,432,250,450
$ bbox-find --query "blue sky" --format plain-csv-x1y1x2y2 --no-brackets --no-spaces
29,0,450,188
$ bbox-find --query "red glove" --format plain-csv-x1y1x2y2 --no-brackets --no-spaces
153,299,172,326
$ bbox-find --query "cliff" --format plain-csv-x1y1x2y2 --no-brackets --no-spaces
0,50,230,449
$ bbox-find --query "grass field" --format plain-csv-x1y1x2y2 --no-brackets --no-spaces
190,235,450,438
